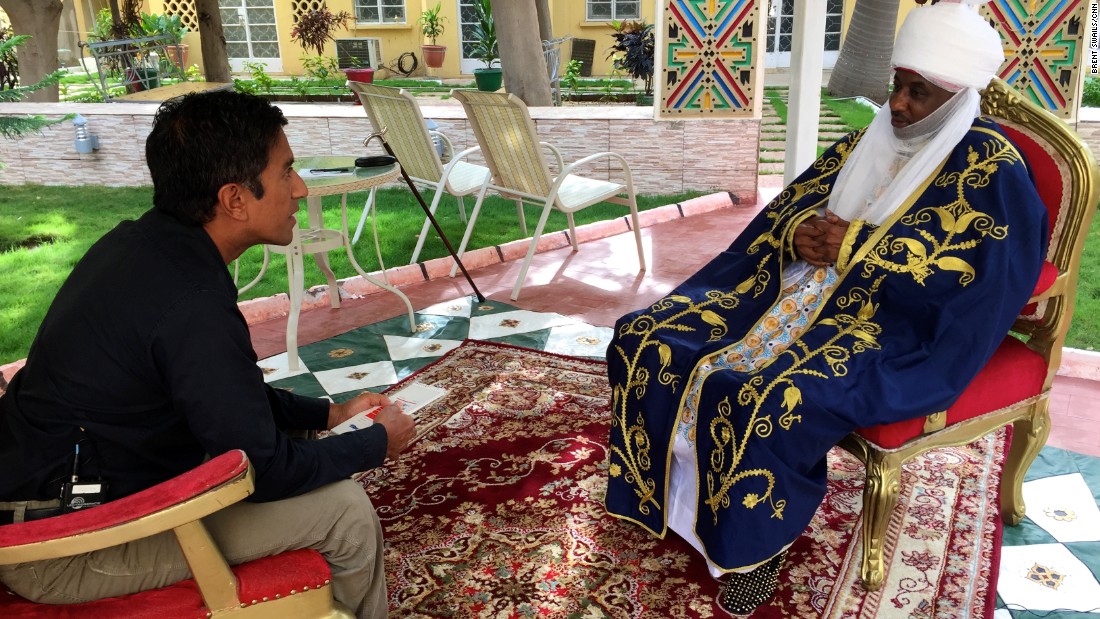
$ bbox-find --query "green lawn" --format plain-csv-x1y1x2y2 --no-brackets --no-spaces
0,185,705,365
3,184,1098,366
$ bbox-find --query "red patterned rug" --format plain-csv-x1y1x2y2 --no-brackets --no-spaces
357,340,1004,618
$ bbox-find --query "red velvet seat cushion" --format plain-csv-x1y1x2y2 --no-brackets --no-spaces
0,548,330,619
856,336,1048,449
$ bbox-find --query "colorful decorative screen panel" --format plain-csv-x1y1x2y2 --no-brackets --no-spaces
658,0,761,118
982,0,1089,119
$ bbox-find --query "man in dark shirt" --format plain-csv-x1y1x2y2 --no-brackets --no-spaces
0,91,414,618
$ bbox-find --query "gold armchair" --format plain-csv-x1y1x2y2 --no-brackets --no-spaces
0,450,353,617
837,79,1099,592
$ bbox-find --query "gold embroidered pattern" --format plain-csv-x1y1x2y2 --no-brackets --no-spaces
862,139,1015,286
608,289,745,515
608,133,862,519
702,279,884,523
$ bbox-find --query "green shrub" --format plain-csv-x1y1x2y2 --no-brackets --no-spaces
243,60,275,94
1083,77,1100,108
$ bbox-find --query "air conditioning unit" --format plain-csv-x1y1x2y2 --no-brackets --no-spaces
335,38,382,70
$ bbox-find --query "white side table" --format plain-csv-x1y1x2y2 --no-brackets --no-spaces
238,157,414,370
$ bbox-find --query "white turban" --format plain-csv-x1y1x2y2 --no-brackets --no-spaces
891,0,1004,92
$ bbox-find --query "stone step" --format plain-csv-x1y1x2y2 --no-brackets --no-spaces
759,162,786,174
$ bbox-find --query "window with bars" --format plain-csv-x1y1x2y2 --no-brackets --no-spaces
354,0,405,24
586,0,640,21
765,0,844,53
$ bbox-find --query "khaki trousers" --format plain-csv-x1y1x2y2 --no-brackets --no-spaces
0,479,387,619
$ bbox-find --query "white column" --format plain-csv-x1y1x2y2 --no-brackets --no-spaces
784,0,827,185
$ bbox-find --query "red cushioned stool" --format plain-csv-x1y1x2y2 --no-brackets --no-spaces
0,450,353,618
837,78,1100,592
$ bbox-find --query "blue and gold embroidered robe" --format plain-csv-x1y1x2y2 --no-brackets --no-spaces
605,118,1048,572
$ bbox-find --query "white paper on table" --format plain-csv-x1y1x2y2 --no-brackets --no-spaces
329,381,448,434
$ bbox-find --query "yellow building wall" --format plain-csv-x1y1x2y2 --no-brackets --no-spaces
545,2,658,78
67,1,917,80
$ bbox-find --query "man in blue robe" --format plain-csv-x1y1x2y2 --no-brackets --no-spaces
605,1,1048,612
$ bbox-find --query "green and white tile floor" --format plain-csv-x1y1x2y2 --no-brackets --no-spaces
258,296,1100,617
260,296,612,401
996,448,1100,618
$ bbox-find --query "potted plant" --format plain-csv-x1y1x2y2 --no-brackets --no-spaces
140,13,189,70
606,20,655,106
418,2,447,69
469,0,501,91
291,8,351,56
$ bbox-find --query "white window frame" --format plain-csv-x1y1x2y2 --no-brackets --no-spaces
353,0,406,25
586,0,641,22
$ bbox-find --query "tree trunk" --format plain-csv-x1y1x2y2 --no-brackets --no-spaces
826,0,900,103
195,0,231,82
0,0,63,102
535,0,553,42
493,0,552,106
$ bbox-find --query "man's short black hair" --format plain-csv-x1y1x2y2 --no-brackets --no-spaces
146,90,289,226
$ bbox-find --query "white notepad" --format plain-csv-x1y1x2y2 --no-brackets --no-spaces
329,381,448,434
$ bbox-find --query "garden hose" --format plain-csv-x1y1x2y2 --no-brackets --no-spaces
393,52,418,76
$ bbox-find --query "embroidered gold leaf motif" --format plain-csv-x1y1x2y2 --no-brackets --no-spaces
851,329,876,343
933,207,957,232
669,295,692,304
935,256,976,285
952,210,988,233
781,386,801,414
735,276,756,294
895,237,928,259
657,342,672,368
742,493,760,508
700,310,727,337
857,301,875,321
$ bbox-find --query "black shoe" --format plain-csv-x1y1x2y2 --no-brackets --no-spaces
716,551,786,615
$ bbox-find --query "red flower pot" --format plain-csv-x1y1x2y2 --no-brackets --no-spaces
345,68,375,84
345,68,375,105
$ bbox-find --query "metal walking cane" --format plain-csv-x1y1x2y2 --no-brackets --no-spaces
364,127,486,303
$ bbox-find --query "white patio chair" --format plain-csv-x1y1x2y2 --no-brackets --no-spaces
450,89,646,300
349,82,491,265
